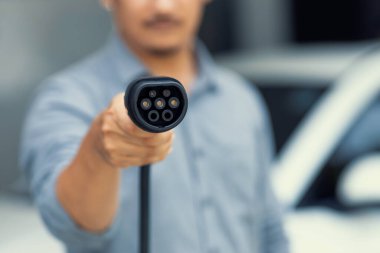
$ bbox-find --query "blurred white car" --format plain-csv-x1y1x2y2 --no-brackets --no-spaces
270,45,380,253
222,43,380,253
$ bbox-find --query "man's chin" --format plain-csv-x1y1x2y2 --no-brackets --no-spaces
142,42,183,57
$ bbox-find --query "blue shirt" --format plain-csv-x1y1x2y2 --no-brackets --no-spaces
20,32,288,253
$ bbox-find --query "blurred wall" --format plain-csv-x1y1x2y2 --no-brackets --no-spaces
0,0,111,190
234,0,293,50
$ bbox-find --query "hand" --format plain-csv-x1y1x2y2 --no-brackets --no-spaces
95,93,174,169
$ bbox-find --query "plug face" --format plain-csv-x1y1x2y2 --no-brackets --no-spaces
124,76,188,133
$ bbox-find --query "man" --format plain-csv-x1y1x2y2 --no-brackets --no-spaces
20,0,288,252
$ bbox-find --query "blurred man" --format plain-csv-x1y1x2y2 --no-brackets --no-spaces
20,0,288,252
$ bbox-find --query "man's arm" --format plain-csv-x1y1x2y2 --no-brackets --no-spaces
20,79,174,250
57,93,174,233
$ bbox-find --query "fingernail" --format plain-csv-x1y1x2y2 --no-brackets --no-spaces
169,147,173,154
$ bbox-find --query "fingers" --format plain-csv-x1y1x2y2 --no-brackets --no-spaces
141,131,174,147
111,93,156,138
104,138,173,168
107,93,174,144
104,126,174,148
100,92,175,169
128,137,173,158
105,132,174,156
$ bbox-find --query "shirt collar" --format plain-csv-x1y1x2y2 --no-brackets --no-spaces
104,30,219,95
104,30,147,86
190,40,219,97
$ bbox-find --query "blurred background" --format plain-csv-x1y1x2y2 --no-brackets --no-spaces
1,0,380,252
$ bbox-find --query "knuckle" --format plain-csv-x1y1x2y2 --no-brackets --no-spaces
100,115,114,134
101,124,112,136
103,139,115,152
103,108,116,121
105,106,114,114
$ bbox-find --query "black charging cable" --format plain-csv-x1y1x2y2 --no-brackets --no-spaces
124,76,188,253
139,164,151,253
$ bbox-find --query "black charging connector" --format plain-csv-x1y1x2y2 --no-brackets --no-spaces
125,76,188,133
124,76,188,253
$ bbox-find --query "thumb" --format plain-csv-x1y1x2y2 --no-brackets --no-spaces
112,93,154,138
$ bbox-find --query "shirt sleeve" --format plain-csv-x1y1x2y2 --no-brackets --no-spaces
19,77,123,251
251,86,290,253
